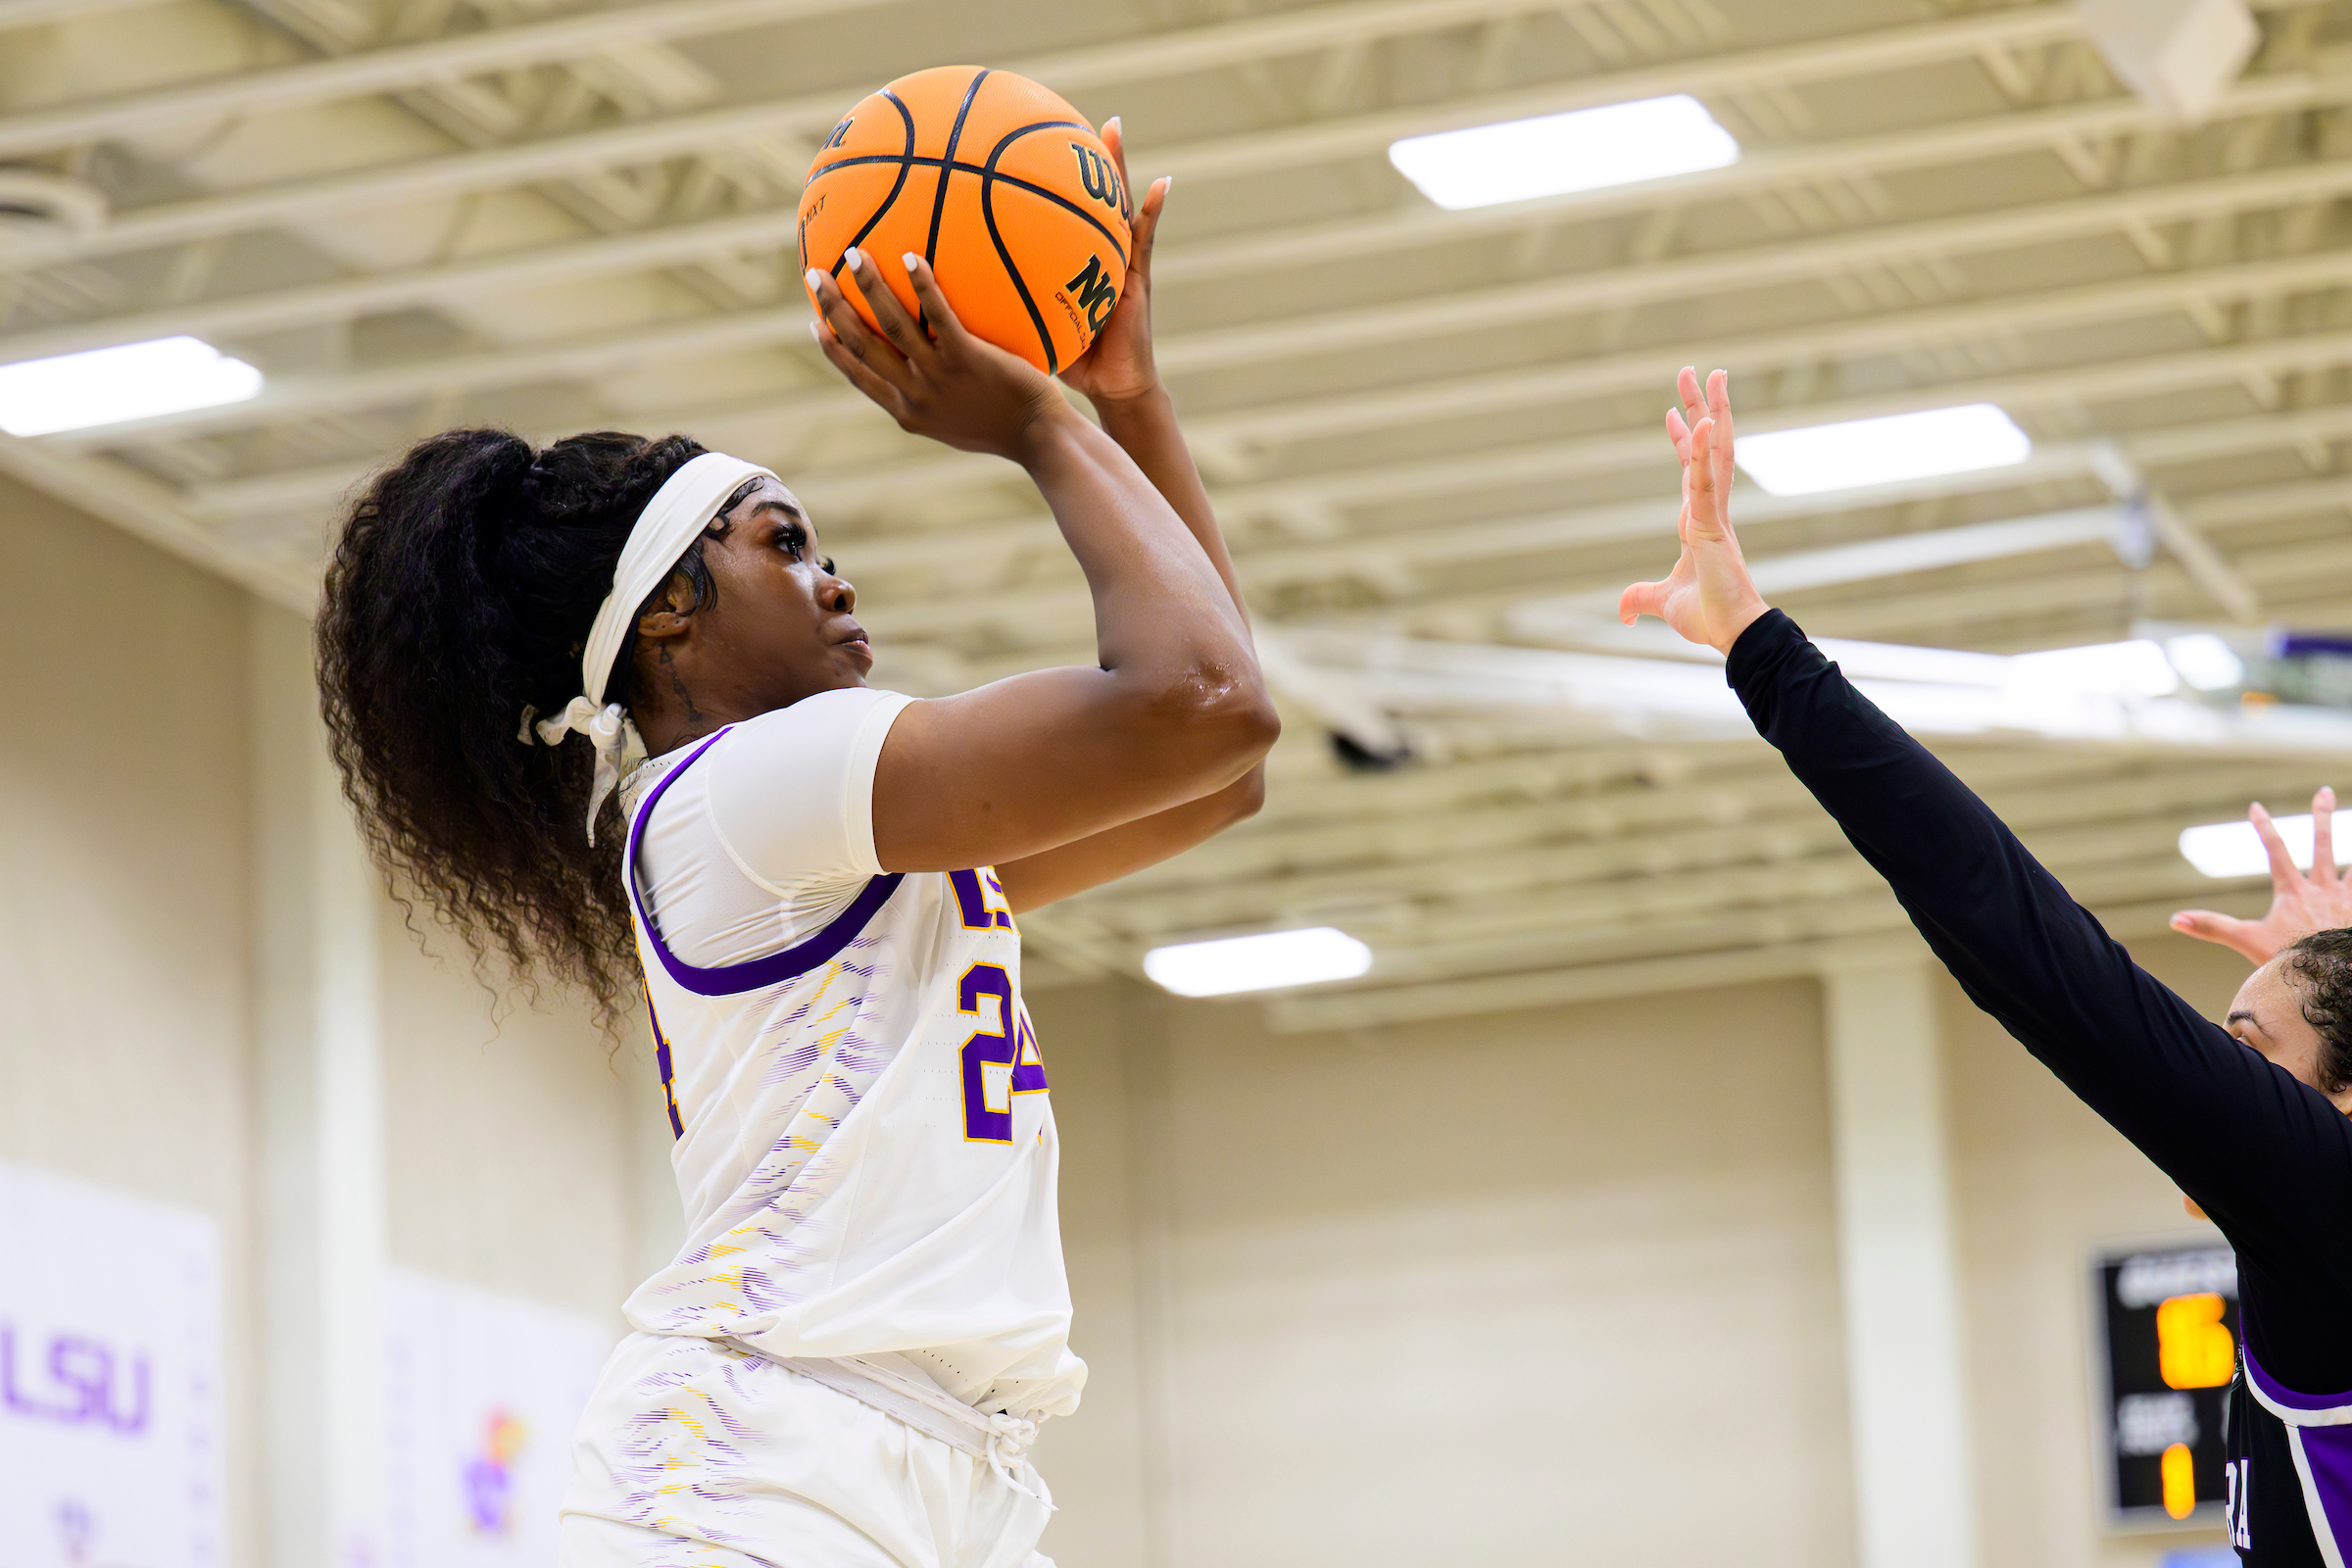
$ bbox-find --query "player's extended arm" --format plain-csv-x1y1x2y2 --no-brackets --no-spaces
808,246,1277,875
1621,369,2342,1241
2171,786,2352,964
995,138,1265,912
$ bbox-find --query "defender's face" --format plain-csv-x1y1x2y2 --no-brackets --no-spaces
2226,957,2339,1107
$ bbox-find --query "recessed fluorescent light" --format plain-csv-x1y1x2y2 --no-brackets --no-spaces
2166,633,2246,691
1734,405,2033,497
2008,639,2180,699
1388,94,1740,211
1143,927,1373,998
2180,812,2352,879
0,336,263,437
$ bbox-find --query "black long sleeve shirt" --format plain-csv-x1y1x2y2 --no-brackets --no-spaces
1729,609,2352,1564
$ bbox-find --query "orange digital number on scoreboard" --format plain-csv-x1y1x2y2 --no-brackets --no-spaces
2156,1292,2236,1390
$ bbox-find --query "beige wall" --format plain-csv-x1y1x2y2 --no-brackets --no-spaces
0,472,264,1559
377,917,653,1332
1033,973,1859,1568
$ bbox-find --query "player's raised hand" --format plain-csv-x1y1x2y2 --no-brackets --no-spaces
808,248,1070,461
1619,368,1770,655
2172,787,2352,964
1059,118,1168,407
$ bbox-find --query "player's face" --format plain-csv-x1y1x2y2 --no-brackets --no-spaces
2225,957,2346,1111
691,479,873,705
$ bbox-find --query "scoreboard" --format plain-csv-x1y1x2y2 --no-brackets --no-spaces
2091,1241,2240,1531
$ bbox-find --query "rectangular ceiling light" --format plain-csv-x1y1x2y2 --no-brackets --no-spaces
0,336,263,437
2180,813,2352,879
1389,94,1740,210
1143,927,1373,998
1734,405,2034,497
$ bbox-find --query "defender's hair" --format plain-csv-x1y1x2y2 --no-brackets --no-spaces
315,427,715,1017
2283,927,2352,1096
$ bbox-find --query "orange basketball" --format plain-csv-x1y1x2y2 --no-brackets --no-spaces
799,66,1132,375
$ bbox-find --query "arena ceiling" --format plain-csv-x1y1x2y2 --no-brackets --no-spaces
8,0,2352,1027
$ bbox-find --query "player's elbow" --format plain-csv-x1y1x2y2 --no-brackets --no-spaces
1144,659,1280,785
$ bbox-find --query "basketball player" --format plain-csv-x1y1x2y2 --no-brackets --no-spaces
1625,367,2352,1564
317,147,1275,1567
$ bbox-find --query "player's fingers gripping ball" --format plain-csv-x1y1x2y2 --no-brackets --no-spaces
801,66,1133,374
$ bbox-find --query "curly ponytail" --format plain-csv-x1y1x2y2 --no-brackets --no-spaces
315,426,709,1017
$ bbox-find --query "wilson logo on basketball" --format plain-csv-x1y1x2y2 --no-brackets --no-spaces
1070,143,1124,214
1063,255,1117,332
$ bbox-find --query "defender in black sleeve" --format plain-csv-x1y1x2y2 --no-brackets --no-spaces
1622,367,2352,1566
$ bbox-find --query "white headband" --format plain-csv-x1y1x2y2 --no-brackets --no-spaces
519,451,786,843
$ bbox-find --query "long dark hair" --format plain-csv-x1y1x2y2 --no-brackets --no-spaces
315,427,710,1017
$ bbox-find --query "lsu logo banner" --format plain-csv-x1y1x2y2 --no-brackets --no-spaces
0,1160,223,1568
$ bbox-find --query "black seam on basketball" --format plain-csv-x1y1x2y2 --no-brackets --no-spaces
925,69,991,270
804,137,1124,267
979,121,1131,268
802,156,1134,270
978,159,1058,374
829,89,917,281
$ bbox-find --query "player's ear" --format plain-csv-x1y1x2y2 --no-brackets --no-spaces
634,571,702,643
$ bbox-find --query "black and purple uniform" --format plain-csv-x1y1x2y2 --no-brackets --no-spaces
1731,609,2352,1566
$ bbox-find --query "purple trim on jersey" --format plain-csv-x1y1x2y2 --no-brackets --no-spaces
2247,1347,2352,1415
2299,1427,2352,1548
625,726,905,998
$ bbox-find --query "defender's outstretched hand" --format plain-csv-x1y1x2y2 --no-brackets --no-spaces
808,248,1069,461
1619,368,1770,655
2172,787,2352,964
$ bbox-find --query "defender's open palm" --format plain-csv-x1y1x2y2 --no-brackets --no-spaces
1619,368,1770,655
2173,787,2352,964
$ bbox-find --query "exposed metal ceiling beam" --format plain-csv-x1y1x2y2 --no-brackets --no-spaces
0,433,311,610
160,332,2352,601
716,256,2352,524
1743,529,2340,646
35,306,829,452
33,114,2352,448
1196,245,2352,451
0,205,815,366
1135,752,2299,902
1350,471,2342,649
0,11,2137,370
1510,509,2131,635
1102,772,2328,950
1099,832,2225,986
1155,155,2352,376
1153,61,2351,284
1145,4,2082,182
0,0,899,160
1,0,1627,269
818,450,2121,625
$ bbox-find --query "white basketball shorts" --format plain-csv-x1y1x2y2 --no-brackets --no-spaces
559,1332,1054,1568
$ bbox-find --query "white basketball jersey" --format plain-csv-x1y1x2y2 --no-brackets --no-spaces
614,696,1084,1420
